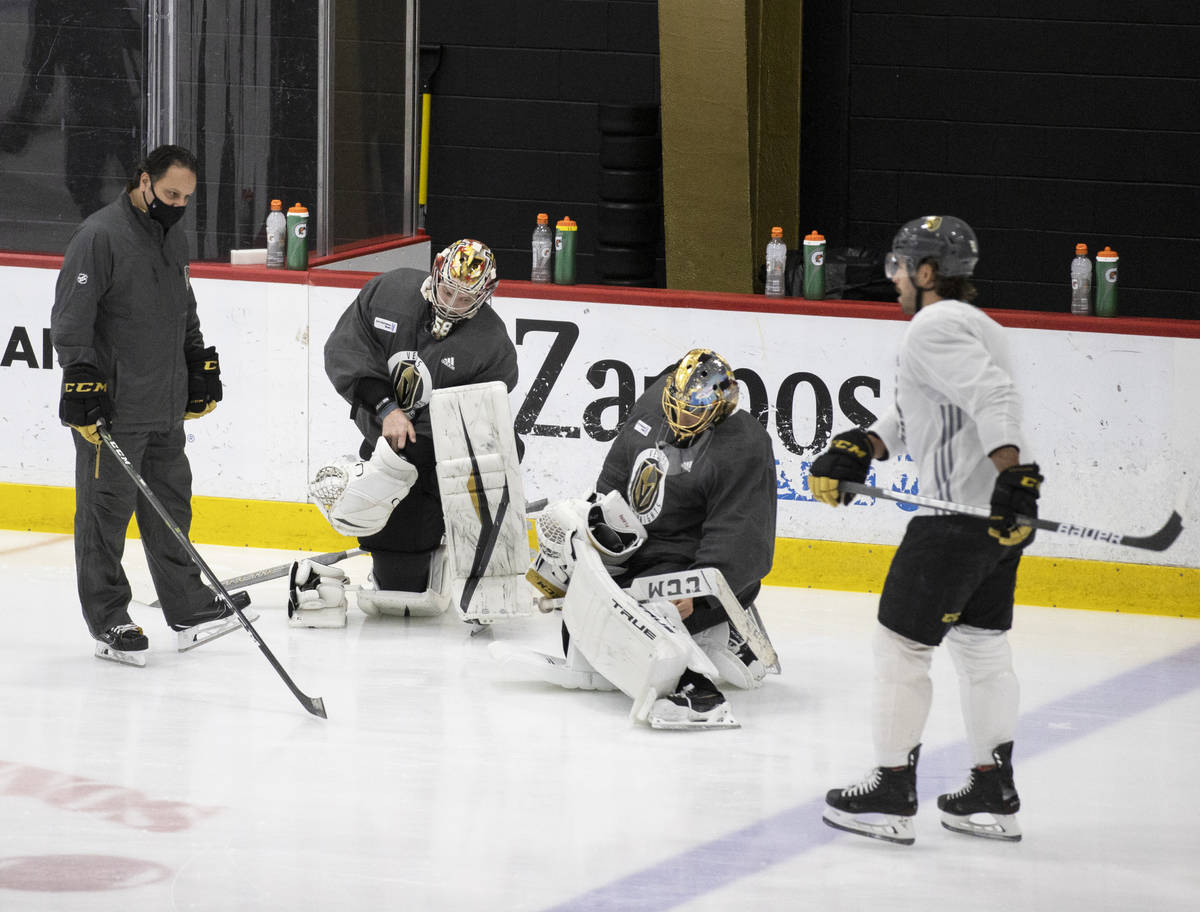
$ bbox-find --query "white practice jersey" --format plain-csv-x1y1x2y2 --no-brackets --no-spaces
871,299,1028,509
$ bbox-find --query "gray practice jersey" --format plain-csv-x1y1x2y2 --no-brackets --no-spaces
597,374,777,601
51,195,204,431
871,299,1028,508
324,267,518,447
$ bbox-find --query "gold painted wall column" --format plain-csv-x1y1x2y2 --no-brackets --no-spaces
658,0,802,293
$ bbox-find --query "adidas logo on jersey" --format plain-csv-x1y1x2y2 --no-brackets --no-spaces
441,356,456,370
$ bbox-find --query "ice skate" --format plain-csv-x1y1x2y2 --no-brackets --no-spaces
823,745,920,845
173,591,257,651
94,623,149,667
648,669,739,731
938,741,1022,842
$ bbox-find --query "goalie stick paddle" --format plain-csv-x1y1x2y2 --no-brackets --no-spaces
96,423,328,719
840,482,1183,552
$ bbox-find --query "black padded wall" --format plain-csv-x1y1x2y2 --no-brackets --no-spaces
801,2,1200,318
418,0,661,284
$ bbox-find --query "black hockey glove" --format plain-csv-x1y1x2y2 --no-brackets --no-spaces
989,463,1043,546
184,346,222,419
59,365,113,445
809,427,874,507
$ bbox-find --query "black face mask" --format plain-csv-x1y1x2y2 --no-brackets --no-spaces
143,184,186,231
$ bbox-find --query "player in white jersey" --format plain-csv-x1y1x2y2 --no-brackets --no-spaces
809,216,1042,845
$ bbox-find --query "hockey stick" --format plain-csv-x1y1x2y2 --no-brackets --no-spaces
150,497,550,607
841,481,1184,552
96,423,327,718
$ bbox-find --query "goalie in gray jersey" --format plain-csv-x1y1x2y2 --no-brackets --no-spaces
509,348,778,730
290,239,521,627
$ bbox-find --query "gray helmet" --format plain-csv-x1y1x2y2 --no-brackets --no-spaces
886,215,979,279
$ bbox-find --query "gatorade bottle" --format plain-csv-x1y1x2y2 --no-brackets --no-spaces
1070,243,1091,314
554,217,578,284
764,227,786,296
803,230,826,300
265,199,286,268
286,203,309,270
531,213,553,282
1095,246,1118,317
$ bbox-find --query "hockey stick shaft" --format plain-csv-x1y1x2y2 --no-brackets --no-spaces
96,424,327,718
841,482,1183,552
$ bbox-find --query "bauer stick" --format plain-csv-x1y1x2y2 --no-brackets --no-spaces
841,481,1183,552
96,422,327,718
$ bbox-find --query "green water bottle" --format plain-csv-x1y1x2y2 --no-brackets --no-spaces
803,230,826,300
1095,246,1118,317
286,202,309,270
554,216,578,284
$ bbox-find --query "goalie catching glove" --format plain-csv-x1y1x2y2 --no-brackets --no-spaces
809,428,875,507
310,438,418,537
989,462,1043,546
60,365,113,444
184,346,222,419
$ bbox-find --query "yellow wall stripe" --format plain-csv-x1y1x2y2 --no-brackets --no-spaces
4,482,1194,618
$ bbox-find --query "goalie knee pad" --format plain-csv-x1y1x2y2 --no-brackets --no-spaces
288,559,349,629
310,438,418,537
355,547,450,618
692,620,767,690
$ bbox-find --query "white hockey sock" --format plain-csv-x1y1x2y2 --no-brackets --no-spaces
872,624,934,768
946,625,1019,767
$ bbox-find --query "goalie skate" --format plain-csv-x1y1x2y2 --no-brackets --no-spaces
822,745,921,845
94,624,149,667
647,670,739,731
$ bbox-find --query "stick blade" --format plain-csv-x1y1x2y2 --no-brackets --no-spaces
304,696,328,719
1123,511,1184,552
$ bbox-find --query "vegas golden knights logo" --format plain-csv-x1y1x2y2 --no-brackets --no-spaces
393,362,423,411
628,447,669,524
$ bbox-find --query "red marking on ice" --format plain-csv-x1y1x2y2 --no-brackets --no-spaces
0,854,172,892
0,760,221,833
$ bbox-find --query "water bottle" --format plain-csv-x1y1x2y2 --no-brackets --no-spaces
1095,246,1119,317
803,230,826,300
531,212,553,282
285,202,309,270
1070,243,1091,315
554,216,578,285
764,226,786,297
265,199,286,268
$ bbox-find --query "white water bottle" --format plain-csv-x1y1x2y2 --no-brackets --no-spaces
265,199,286,268
765,226,786,297
531,212,553,282
1070,243,1091,315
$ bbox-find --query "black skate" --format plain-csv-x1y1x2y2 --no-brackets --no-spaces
172,591,256,651
648,669,739,730
94,623,149,667
823,745,920,845
938,741,1022,841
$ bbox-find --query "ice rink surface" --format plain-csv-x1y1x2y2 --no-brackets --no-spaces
1,529,1198,911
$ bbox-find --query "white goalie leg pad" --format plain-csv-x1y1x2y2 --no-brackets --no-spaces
310,438,418,537
488,639,617,691
355,546,450,618
561,544,717,723
288,559,349,628
431,381,532,622
873,624,934,768
945,624,1019,767
627,568,779,672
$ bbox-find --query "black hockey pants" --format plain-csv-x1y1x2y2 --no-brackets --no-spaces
71,425,213,637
